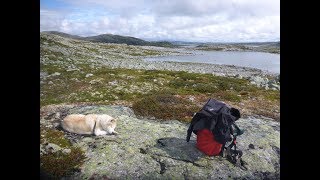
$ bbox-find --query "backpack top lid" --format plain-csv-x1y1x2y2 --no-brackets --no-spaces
202,99,240,120
202,99,226,113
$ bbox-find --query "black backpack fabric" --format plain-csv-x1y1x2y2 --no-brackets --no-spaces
186,98,240,144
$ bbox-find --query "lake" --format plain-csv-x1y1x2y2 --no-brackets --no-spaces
144,51,280,74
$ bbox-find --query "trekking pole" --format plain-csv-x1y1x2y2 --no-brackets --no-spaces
233,123,244,136
232,127,247,170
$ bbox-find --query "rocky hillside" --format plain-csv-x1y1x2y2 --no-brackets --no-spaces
85,33,149,45
40,104,279,179
42,31,175,47
40,32,279,78
41,31,84,40
195,42,280,54
40,32,279,120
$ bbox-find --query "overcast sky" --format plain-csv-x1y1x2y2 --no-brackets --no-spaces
40,0,280,42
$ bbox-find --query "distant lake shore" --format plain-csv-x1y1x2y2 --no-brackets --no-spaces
144,50,280,74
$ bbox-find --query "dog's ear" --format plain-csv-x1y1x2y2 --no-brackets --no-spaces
110,118,117,122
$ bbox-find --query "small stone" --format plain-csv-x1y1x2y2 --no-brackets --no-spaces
67,69,78,72
48,81,54,85
62,149,71,154
71,78,80,82
53,123,60,128
50,72,61,76
40,144,46,155
108,80,118,86
45,143,62,153
249,144,255,149
235,74,243,79
85,73,94,78
188,96,195,102
55,112,60,119
89,79,101,85
269,83,280,90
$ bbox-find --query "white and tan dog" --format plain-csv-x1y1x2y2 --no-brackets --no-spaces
61,114,118,136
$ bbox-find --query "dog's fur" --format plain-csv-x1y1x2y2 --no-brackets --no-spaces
61,114,118,136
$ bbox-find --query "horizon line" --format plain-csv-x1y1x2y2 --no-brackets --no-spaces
40,30,280,43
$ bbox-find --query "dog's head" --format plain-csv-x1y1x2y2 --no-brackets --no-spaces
99,115,117,134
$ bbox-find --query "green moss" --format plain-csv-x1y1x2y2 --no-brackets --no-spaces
193,83,218,93
142,50,161,56
41,146,86,179
41,65,279,114
168,72,251,93
129,52,143,56
87,47,99,53
41,128,71,148
213,91,241,102
102,44,118,49
40,128,86,179
264,90,280,101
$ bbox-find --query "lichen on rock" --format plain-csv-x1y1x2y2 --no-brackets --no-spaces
40,104,280,179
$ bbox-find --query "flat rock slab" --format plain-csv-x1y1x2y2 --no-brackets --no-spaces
40,104,280,179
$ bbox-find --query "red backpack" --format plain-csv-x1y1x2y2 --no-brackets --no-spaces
186,99,243,157
196,129,223,156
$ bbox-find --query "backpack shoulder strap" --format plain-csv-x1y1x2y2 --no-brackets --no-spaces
186,123,194,142
219,143,227,157
186,113,201,142
186,109,219,142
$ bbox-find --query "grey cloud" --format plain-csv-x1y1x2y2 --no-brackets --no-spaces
152,0,230,17
40,9,66,31
151,0,279,19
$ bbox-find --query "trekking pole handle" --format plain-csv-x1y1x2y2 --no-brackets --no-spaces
233,123,244,136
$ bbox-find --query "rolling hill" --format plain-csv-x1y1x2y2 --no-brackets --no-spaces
42,31,175,47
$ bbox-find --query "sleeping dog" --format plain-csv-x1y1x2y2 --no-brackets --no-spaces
61,114,118,136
